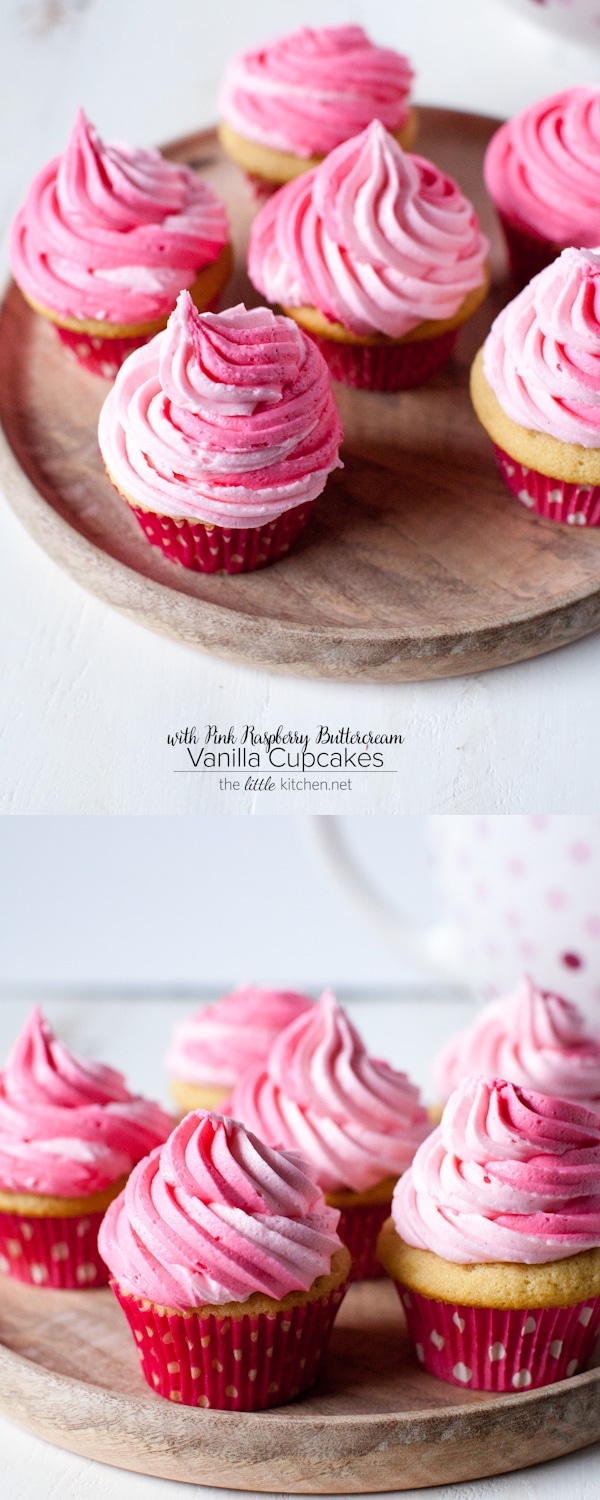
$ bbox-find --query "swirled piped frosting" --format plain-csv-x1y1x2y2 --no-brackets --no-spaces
433,976,600,1109
0,1008,172,1198
392,1076,600,1264
167,986,314,1089
248,121,488,338
98,293,343,527
227,990,430,1193
483,247,600,447
9,108,229,326
484,87,600,245
98,1110,343,1308
220,25,413,158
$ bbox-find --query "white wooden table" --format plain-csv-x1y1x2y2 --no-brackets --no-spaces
0,988,599,1499
2,0,600,814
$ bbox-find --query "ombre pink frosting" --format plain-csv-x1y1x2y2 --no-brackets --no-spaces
392,1076,600,1264
220,25,413,158
98,1110,343,1308
0,1008,172,1198
483,247,600,447
167,986,314,1089
226,990,430,1194
9,108,229,326
98,293,343,527
433,976,600,1110
484,87,600,245
248,121,488,339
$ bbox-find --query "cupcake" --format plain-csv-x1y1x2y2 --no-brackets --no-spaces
248,121,489,391
226,989,430,1281
484,87,600,289
9,108,232,377
98,1109,350,1409
470,247,600,526
219,25,416,195
167,985,314,1115
432,975,600,1118
0,1007,172,1289
98,292,343,573
378,1077,600,1391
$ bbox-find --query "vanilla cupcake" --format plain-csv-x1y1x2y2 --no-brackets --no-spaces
99,1109,350,1409
378,1077,600,1390
219,25,416,194
0,1008,172,1288
167,985,314,1114
227,989,430,1281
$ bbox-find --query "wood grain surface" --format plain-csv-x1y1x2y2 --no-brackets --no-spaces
0,1273,599,1492
2,110,600,682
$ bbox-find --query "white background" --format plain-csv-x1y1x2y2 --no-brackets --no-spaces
2,0,600,814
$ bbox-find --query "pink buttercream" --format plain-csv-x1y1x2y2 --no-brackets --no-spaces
220,25,413,158
393,1076,600,1264
484,87,600,245
248,121,489,338
98,1110,342,1308
433,976,600,1109
9,108,229,326
167,986,313,1090
0,1008,172,1198
483,247,600,447
98,293,343,527
227,990,430,1194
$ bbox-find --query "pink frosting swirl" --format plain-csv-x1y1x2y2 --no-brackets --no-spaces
98,1110,343,1308
393,1076,600,1264
0,1008,172,1198
248,121,489,338
434,976,600,1110
220,25,413,158
483,246,600,447
98,293,343,527
9,108,229,326
227,990,430,1193
167,986,314,1089
484,87,600,245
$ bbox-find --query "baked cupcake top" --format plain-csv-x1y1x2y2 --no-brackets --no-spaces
433,975,600,1110
227,989,430,1193
484,87,600,245
483,247,600,448
393,1076,600,1264
0,1008,172,1198
248,121,489,339
219,25,414,159
98,292,343,527
98,1109,343,1309
9,108,229,327
167,986,313,1090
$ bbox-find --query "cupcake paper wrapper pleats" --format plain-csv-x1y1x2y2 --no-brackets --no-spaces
128,499,314,573
56,326,153,378
111,1277,348,1409
397,1284,600,1391
336,1201,391,1282
497,212,561,291
305,328,458,392
494,444,600,526
0,1208,109,1289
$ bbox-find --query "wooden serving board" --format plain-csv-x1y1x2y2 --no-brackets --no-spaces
3,109,600,681
0,1275,599,1492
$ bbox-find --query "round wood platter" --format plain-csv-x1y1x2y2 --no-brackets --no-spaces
0,1275,599,1492
3,111,600,681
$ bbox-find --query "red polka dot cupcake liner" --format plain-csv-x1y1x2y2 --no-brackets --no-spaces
128,498,315,573
497,212,561,291
335,1200,391,1282
305,328,458,392
110,1277,348,1410
397,1285,600,1391
494,444,600,526
55,325,153,379
0,1207,109,1289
